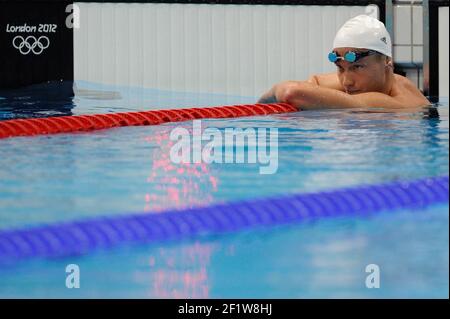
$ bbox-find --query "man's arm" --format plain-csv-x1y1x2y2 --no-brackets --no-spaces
308,73,344,90
257,78,318,105
260,81,414,110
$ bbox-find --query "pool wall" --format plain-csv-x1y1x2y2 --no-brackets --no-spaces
439,6,449,97
73,2,378,96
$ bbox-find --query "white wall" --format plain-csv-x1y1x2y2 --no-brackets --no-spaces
439,7,449,98
393,3,423,66
74,3,373,96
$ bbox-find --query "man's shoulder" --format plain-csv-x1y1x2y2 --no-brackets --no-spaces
394,74,418,89
393,74,430,105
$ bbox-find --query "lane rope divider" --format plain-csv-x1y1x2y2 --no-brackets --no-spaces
0,103,298,139
0,175,447,265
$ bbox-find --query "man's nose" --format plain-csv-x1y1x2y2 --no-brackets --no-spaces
343,73,355,88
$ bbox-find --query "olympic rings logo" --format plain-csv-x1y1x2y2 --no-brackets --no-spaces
12,36,50,55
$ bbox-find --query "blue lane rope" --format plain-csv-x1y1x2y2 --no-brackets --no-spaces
0,176,448,264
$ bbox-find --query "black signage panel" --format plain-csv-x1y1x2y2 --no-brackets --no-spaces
0,1,74,88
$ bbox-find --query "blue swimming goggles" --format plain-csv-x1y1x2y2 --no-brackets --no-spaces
328,50,379,63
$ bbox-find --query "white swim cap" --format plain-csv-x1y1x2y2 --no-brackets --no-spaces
333,15,392,58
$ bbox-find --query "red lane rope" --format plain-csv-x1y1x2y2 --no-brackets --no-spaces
0,103,297,139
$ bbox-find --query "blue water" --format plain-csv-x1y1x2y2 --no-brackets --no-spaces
0,81,448,298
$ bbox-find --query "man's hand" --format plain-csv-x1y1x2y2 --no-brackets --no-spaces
257,93,278,104
257,86,278,104
257,81,305,108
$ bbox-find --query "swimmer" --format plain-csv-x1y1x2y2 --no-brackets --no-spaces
258,15,431,110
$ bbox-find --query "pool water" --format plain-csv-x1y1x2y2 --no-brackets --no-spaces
0,81,448,298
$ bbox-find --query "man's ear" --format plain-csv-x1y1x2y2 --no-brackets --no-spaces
386,57,394,68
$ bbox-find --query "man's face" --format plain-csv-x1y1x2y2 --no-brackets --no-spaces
333,47,389,95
